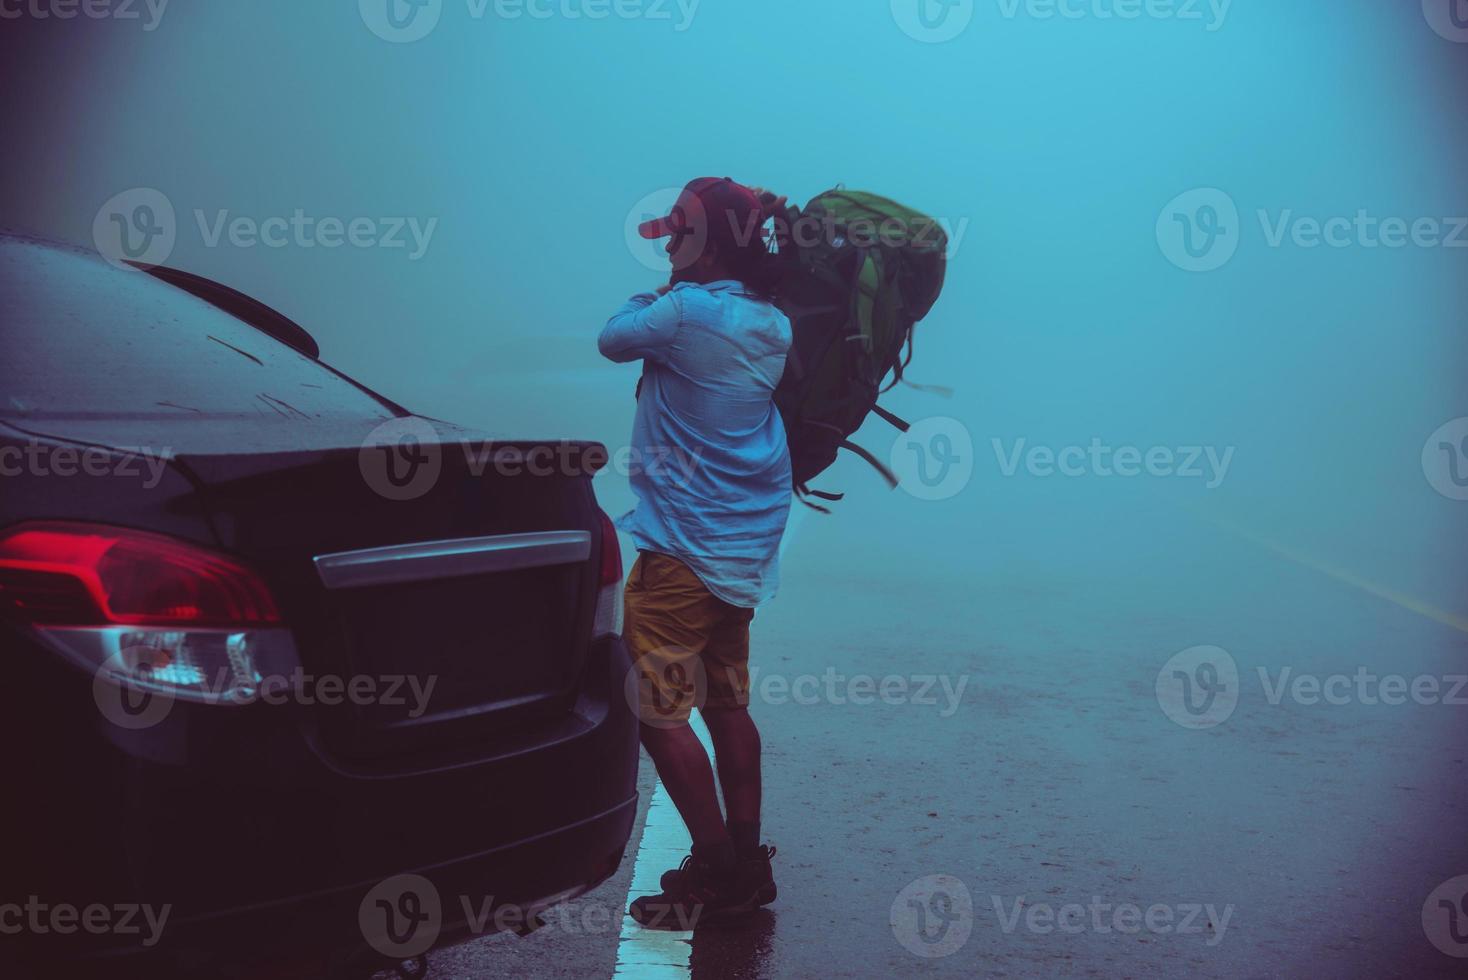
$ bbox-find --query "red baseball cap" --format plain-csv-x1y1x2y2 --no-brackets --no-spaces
638,177,764,241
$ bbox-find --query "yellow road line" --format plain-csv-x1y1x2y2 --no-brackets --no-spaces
1199,513,1468,635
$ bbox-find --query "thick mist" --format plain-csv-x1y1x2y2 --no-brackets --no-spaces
1,5,1465,973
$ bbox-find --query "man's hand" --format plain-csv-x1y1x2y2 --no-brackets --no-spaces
656,283,672,296
748,186,789,219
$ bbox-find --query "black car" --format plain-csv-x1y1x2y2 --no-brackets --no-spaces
0,233,639,978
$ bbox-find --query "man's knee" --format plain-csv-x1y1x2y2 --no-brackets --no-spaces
702,705,760,740
701,704,750,720
638,718,693,747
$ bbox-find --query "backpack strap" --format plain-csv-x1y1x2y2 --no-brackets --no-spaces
882,327,953,397
880,330,912,392
899,377,955,397
871,403,910,432
794,484,837,514
838,439,899,489
847,249,881,354
782,341,806,385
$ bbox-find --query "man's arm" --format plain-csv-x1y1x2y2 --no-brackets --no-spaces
599,286,682,364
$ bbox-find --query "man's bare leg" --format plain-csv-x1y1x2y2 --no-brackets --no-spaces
638,721,731,849
702,706,762,849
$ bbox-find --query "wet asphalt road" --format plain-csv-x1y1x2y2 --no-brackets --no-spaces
406,492,1468,979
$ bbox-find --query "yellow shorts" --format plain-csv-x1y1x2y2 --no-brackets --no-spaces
622,551,755,726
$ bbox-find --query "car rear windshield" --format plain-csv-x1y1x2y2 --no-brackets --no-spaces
0,240,391,420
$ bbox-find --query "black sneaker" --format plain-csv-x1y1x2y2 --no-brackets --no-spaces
658,845,777,907
630,851,771,930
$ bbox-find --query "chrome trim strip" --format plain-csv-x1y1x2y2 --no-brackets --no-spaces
313,531,592,590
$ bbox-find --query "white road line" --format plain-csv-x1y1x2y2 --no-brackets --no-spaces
611,713,715,979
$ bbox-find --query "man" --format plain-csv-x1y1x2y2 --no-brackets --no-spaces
599,177,793,929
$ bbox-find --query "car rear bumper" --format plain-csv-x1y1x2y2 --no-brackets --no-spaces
4,632,640,978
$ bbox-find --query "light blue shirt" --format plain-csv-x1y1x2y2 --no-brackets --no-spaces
599,280,793,608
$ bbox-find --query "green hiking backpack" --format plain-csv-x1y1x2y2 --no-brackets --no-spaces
770,189,948,511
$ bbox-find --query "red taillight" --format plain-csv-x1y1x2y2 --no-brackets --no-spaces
592,510,623,639
0,523,281,628
598,509,623,587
